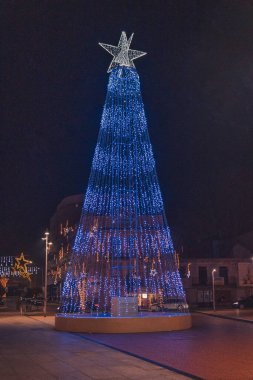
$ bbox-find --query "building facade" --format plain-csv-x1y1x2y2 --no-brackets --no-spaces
181,257,253,307
48,194,83,300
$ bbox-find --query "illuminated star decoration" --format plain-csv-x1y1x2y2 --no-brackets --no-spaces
99,31,147,72
150,269,158,277
12,252,31,282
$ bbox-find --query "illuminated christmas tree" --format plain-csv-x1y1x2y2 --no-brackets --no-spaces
60,32,186,316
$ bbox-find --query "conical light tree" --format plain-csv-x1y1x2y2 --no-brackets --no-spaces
60,32,186,316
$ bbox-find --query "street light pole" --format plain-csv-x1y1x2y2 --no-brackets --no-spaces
212,268,217,312
42,231,52,317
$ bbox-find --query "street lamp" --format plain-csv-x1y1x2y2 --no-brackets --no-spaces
212,268,217,311
42,231,52,317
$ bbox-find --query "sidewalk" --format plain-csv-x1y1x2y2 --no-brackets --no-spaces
0,314,192,380
195,308,253,323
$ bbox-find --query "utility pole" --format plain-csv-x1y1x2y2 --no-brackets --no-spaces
212,268,217,311
42,231,52,317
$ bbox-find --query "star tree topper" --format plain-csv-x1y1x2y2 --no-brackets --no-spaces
99,31,147,72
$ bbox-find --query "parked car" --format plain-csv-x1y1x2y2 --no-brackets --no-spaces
29,297,44,306
232,296,253,309
20,296,44,311
150,299,188,312
150,303,162,312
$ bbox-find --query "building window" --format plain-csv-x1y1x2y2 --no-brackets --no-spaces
199,266,207,285
219,266,228,285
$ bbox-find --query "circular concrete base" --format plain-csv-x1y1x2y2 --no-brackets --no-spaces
55,312,192,333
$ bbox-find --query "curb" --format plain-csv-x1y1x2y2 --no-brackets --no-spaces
195,311,253,324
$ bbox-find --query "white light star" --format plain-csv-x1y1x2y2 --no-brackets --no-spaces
99,31,147,72
150,269,157,277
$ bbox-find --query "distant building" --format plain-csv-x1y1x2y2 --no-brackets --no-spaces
50,194,84,238
48,194,83,299
180,230,253,307
232,230,253,259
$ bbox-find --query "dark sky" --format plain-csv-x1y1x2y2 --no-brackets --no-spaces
1,0,253,259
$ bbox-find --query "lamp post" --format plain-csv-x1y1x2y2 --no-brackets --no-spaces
212,268,217,311
42,231,52,317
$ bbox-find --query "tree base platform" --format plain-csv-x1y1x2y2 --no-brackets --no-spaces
55,312,192,333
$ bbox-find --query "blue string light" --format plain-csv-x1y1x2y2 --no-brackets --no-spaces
60,66,186,315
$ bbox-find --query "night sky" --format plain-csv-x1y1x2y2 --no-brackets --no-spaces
1,1,253,261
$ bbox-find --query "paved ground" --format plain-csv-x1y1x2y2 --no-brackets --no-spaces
1,310,253,379
80,313,253,380
197,308,253,322
0,313,190,380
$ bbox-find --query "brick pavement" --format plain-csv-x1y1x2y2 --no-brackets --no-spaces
0,314,191,380
79,313,253,380
196,308,253,323
2,311,253,379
